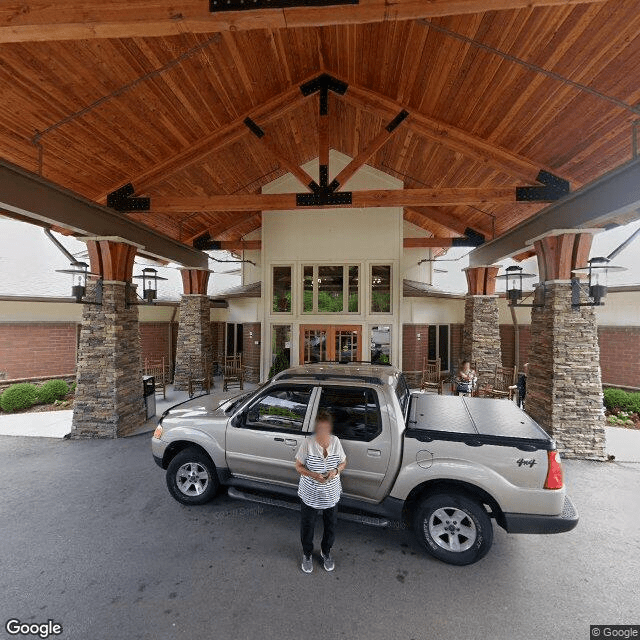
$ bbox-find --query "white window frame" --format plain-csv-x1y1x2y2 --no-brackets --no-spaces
300,263,360,315
271,264,293,315
369,263,393,315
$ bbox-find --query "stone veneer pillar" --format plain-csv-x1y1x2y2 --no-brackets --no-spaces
70,238,145,438
462,265,502,372
526,230,606,459
173,269,213,391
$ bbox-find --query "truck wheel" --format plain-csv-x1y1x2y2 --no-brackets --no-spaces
413,493,493,565
166,447,219,506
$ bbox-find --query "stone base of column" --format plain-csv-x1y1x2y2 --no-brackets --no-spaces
462,295,502,372
527,282,606,460
174,295,213,391
70,282,145,439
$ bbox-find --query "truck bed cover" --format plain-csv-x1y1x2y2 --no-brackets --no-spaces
406,394,554,451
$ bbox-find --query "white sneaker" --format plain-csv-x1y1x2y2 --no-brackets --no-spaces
301,554,313,573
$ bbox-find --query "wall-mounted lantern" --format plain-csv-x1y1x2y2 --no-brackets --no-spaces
56,261,102,305
571,257,626,307
133,267,167,304
497,265,541,307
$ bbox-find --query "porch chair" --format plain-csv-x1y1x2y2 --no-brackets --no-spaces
144,357,169,400
484,366,517,400
223,354,244,392
187,355,213,398
451,360,478,396
420,357,443,394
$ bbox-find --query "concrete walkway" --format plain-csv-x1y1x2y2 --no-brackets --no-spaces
605,426,640,462
0,380,257,438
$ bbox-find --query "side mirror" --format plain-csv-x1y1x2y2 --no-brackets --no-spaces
231,412,245,428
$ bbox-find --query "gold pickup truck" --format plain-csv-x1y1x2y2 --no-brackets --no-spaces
152,363,578,565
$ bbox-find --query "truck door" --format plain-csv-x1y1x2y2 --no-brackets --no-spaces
226,384,317,487
317,385,392,502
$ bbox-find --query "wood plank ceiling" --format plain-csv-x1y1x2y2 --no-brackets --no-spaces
1,0,640,247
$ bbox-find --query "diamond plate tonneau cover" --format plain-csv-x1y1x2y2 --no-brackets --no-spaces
406,394,553,451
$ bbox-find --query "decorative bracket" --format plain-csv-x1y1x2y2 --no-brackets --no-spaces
300,73,348,116
210,0,358,12
106,183,150,212
193,232,221,251
451,228,485,247
516,170,570,202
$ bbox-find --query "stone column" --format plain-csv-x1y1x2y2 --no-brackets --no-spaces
526,230,606,460
462,265,502,373
70,238,145,438
173,269,213,391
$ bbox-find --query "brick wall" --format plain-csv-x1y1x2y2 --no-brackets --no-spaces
139,323,174,370
211,321,225,370
0,323,77,380
499,325,532,370
242,323,261,382
598,326,640,388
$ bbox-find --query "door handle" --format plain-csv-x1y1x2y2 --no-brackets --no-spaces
285,439,298,447
367,449,381,457
274,437,284,442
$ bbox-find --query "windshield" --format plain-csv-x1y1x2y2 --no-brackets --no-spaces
222,381,270,414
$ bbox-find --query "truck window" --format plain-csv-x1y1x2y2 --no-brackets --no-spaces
318,387,382,442
395,373,410,417
244,385,313,432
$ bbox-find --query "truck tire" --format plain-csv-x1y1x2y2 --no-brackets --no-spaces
413,493,493,565
166,447,219,506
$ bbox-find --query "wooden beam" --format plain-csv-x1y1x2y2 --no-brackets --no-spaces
333,110,409,190
403,237,456,248
405,206,491,237
182,212,259,244
340,80,563,184
95,77,315,201
244,118,316,191
0,0,606,43
150,187,518,213
217,240,262,251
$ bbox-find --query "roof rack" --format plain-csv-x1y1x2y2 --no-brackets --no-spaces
278,372,385,385
305,360,392,366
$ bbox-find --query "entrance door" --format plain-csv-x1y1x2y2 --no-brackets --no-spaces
300,325,362,364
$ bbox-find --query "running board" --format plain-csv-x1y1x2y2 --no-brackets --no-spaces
227,487,391,528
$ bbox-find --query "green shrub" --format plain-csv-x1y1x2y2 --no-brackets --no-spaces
0,383,39,412
603,388,630,411
37,379,70,404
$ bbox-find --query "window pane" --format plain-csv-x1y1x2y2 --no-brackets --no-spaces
270,325,291,377
428,325,437,361
302,328,327,363
318,387,382,442
438,325,449,371
245,386,312,431
370,325,391,364
318,266,344,313
272,266,291,313
303,266,314,313
348,266,359,312
335,329,359,363
371,265,391,313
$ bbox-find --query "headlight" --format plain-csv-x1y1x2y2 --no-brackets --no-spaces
152,425,163,440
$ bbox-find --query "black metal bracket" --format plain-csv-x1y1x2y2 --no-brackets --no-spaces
296,189,352,207
211,0,358,12
193,232,221,251
78,278,103,306
571,278,604,308
451,228,485,247
516,170,570,202
243,117,265,139
386,110,409,133
300,73,348,116
106,183,150,212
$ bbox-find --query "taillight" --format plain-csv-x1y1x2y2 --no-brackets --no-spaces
544,450,564,489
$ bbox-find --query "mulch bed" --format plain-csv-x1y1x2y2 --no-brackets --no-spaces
606,410,640,429
0,394,75,415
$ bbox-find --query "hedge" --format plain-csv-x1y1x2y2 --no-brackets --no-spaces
603,387,640,414
37,379,70,405
0,383,39,412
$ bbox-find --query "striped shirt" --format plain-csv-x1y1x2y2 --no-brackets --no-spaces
296,435,346,509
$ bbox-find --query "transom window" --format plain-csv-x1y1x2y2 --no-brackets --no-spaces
371,265,392,313
302,265,359,314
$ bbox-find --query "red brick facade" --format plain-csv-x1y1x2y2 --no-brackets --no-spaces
211,321,226,370
598,326,640,389
0,323,77,380
139,322,176,370
499,325,532,371
242,322,261,382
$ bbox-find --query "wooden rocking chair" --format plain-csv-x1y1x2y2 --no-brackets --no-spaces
223,354,244,392
485,366,517,400
420,357,443,394
144,357,169,400
187,356,213,398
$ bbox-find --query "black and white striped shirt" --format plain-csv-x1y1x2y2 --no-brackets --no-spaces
296,435,346,509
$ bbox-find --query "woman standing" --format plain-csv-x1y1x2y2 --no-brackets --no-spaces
294,410,347,573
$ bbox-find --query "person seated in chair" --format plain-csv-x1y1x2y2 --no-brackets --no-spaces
456,360,477,395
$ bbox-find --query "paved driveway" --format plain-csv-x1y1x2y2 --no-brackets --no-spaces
0,434,638,640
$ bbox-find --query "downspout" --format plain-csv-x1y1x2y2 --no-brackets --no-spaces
510,304,520,372
44,228,77,263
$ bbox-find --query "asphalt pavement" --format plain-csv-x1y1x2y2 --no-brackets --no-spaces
0,434,638,640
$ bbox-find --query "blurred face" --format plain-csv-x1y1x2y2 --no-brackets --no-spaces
462,362,470,371
315,419,333,441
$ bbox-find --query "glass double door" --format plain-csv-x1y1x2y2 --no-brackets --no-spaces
300,325,362,364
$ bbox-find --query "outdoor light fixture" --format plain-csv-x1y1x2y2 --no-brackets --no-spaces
132,267,167,304
497,265,541,307
55,261,102,305
130,267,168,305
571,257,626,307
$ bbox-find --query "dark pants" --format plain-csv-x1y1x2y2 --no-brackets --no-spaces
300,500,338,557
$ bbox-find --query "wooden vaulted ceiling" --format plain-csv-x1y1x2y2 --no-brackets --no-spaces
2,0,640,248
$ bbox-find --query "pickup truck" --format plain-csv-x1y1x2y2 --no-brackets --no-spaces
151,364,578,565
